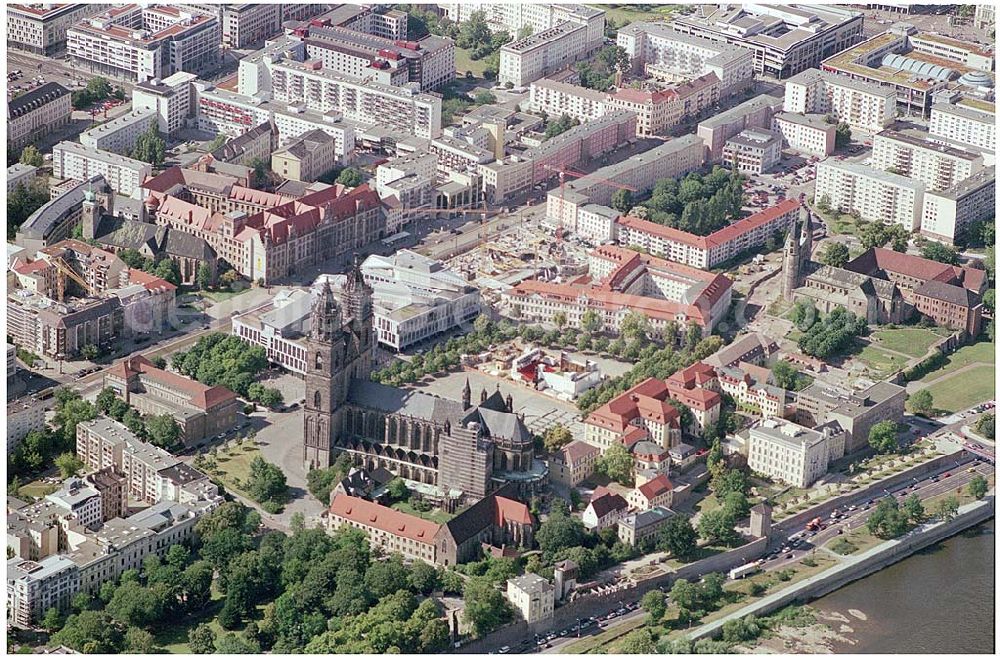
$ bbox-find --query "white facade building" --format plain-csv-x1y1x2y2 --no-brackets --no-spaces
52,142,152,199
814,160,925,231
131,72,198,136
231,289,312,375
928,96,996,153
507,573,555,625
529,78,608,123
7,3,111,55
770,112,837,156
747,418,845,488
920,166,996,245
872,128,984,191
500,21,590,88
7,397,46,455
722,128,782,175
783,68,895,133
79,109,159,155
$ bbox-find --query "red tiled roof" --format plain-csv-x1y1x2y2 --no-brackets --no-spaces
864,247,988,293
637,474,673,500
108,355,236,410
619,199,800,250
585,378,680,433
494,496,533,527
330,493,441,543
128,268,177,292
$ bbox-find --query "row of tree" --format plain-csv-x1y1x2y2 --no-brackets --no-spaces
96,385,183,452
629,167,746,237
8,389,97,487
792,303,867,360
171,333,270,401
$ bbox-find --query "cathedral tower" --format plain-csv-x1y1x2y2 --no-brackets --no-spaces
303,280,341,470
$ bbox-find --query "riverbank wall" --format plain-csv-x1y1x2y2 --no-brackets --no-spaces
775,448,966,533
687,496,995,642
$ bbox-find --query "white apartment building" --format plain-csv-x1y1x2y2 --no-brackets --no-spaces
79,109,159,155
7,3,111,55
220,3,281,49
698,93,783,161
441,4,605,50
617,22,754,96
547,135,705,230
872,129,984,191
240,49,442,139
815,160,926,231
529,78,608,123
7,556,80,628
747,418,845,488
67,5,221,83
783,68,895,133
500,21,590,88
928,96,996,153
507,573,555,624
360,251,482,351
722,128,782,175
44,479,103,531
7,397,46,455
920,166,996,245
231,289,311,375
52,142,152,199
132,72,198,136
7,164,38,192
770,112,837,156
272,108,355,156
574,204,620,244
8,82,72,150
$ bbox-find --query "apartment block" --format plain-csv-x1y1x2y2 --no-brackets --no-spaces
607,73,721,137
921,166,996,245
617,22,754,95
928,94,996,153
67,5,221,83
771,112,837,156
815,160,925,231
79,109,159,156
671,4,865,79
7,163,39,192
52,142,152,199
722,128,782,175
7,3,111,55
479,110,637,204
293,23,455,91
8,82,72,150
7,290,124,361
616,197,802,269
697,94,783,161
238,46,442,139
872,128,984,190
7,556,80,628
747,418,846,488
7,396,46,455
131,72,198,136
500,21,590,88
783,68,895,133
529,78,608,123
547,135,705,229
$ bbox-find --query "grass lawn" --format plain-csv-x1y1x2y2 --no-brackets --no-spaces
872,327,948,358
822,527,882,556
856,345,909,379
593,4,680,24
455,47,488,78
390,500,455,525
204,443,265,503
196,288,243,303
561,617,644,654
920,340,996,383
18,480,59,500
813,206,859,236
925,365,995,413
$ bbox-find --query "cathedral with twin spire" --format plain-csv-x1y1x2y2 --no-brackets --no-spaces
303,259,547,503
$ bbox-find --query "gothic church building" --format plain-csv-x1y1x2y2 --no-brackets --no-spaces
304,262,546,502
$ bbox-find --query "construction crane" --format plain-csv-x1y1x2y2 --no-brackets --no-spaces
543,163,638,237
44,255,95,302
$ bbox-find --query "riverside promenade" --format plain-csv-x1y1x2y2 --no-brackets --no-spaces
686,496,996,641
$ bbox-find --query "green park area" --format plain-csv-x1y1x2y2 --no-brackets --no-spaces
592,4,680,24
925,365,995,414
390,500,456,525
871,327,949,358
455,47,488,78
855,345,909,380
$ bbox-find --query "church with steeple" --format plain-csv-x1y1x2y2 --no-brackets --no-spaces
303,259,547,502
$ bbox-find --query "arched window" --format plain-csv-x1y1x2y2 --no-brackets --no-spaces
314,391,321,408
315,353,323,370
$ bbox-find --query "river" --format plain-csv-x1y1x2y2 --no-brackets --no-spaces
810,519,995,654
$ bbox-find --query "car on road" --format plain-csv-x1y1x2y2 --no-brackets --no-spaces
497,646,510,654
786,553,793,559
944,472,951,478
